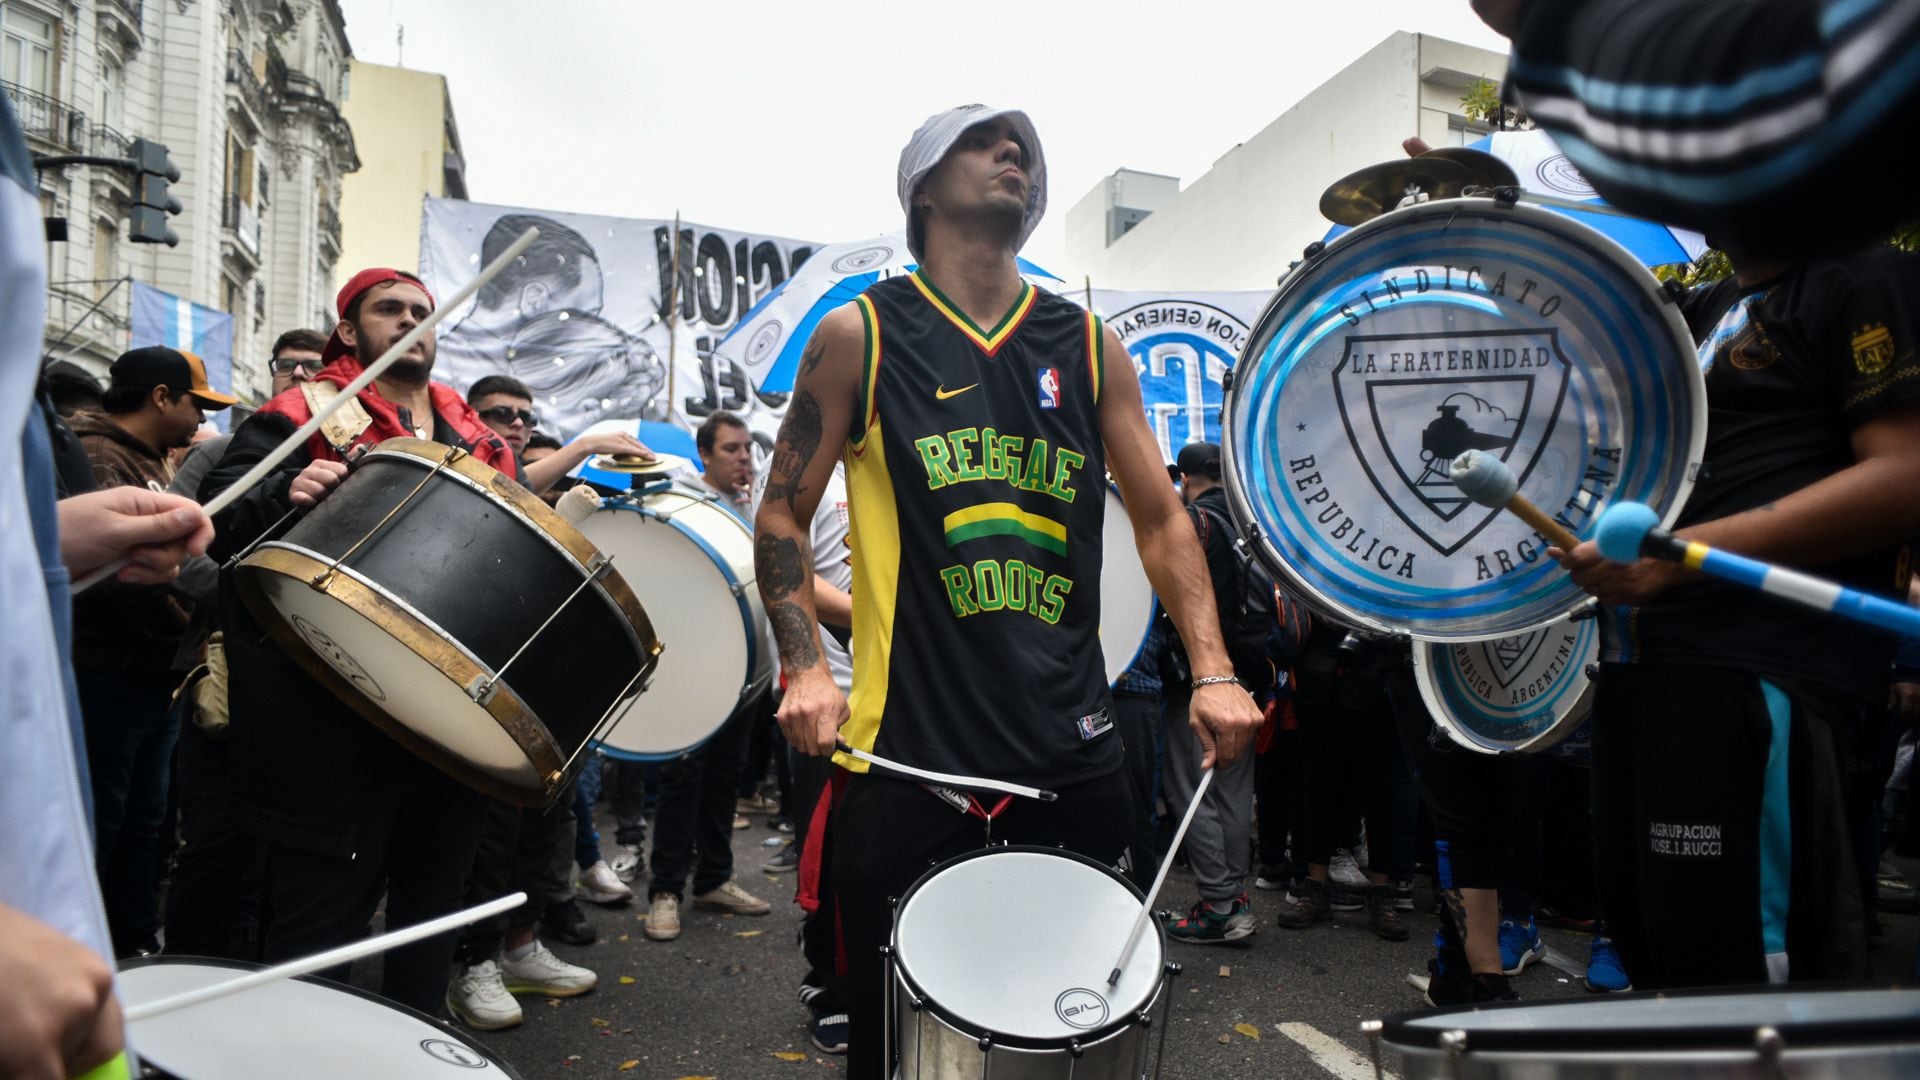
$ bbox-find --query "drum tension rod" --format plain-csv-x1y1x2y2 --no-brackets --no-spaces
468,553,618,705
1440,1029,1468,1080
1359,1020,1385,1080
1755,1026,1786,1080
311,446,462,591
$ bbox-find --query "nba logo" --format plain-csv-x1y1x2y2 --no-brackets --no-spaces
1037,367,1061,410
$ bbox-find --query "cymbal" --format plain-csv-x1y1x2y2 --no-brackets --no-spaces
589,451,689,475
1418,147,1519,190
1319,157,1476,227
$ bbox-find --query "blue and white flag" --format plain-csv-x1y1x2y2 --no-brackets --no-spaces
131,282,236,430
1090,289,1270,463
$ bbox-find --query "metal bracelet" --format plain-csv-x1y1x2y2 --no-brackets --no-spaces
1190,675,1240,689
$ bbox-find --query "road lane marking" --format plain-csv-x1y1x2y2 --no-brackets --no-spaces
1276,1021,1397,1080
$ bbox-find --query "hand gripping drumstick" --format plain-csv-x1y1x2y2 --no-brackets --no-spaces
71,226,545,595
834,738,1059,802
123,891,527,1022
1108,766,1213,987
1449,450,1581,550
1594,501,1920,639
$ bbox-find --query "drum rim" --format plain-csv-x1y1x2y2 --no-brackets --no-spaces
368,438,662,659
1410,615,1597,755
890,844,1166,1051
119,954,525,1078
1380,981,1920,1053
1220,197,1705,642
236,545,604,807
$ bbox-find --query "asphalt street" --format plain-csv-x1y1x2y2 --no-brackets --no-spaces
404,811,1920,1080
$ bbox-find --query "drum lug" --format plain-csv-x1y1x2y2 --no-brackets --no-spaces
887,895,900,910
977,1034,992,1052
585,551,611,577
1754,1026,1786,1079
465,673,498,704
1067,1038,1084,1059
1220,367,1234,394
1440,1029,1468,1080
1164,961,1182,977
1359,1019,1385,1080
907,994,924,1013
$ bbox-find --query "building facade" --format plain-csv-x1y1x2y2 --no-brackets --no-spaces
3,0,357,404
1064,32,1506,291
336,58,465,289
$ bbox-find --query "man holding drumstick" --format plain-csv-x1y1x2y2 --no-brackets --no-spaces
753,104,1262,1078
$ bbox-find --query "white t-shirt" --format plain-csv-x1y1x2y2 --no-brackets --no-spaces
751,461,852,692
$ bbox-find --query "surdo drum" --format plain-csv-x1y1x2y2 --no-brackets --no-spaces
235,438,661,807
1412,612,1598,755
576,482,771,760
1369,983,1920,1079
887,846,1177,1079
1099,486,1158,687
1222,199,1705,640
119,956,525,1078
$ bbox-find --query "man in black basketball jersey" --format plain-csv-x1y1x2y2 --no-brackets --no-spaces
754,104,1263,1079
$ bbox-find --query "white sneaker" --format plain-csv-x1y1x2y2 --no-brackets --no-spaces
692,878,771,916
499,941,597,997
1329,849,1367,889
575,860,633,905
446,960,523,1030
609,842,642,883
644,892,681,941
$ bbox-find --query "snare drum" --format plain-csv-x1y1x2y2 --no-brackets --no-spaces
888,846,1175,1079
1223,198,1705,640
577,483,771,760
1412,613,1597,755
1371,983,1920,1079
1100,486,1157,687
119,956,523,1078
236,438,661,807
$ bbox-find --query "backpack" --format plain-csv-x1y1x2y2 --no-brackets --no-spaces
1179,499,1310,691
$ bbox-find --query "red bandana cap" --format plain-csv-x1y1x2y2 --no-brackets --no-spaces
323,268,438,363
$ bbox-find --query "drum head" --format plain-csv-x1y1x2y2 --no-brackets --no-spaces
119,956,522,1078
1224,199,1703,640
893,847,1163,1047
1412,614,1596,754
1384,984,1920,1054
1100,486,1157,686
580,494,754,759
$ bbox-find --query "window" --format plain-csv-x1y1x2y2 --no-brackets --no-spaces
2,6,56,95
97,58,121,131
92,220,117,299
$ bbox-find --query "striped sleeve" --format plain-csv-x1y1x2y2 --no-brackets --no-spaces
1504,0,1920,257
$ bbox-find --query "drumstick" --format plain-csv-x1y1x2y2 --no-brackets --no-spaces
71,226,544,595
1108,766,1213,987
1448,450,1581,550
833,738,1059,802
123,891,527,1023
1594,501,1920,639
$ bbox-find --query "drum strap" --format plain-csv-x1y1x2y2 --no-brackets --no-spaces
299,380,375,456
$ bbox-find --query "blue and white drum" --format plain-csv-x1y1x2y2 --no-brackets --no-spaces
576,484,770,760
1412,614,1596,755
1223,198,1704,640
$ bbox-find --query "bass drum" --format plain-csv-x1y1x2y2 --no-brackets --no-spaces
577,484,770,760
1222,198,1704,641
119,956,523,1078
1099,485,1157,686
1412,613,1597,755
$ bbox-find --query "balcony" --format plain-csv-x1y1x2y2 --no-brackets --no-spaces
224,48,271,127
318,201,341,251
90,124,132,160
2,81,88,153
222,193,261,259
98,0,144,48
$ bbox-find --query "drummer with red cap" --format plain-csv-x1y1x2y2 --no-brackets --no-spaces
194,268,521,1018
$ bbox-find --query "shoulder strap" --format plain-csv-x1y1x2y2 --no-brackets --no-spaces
300,380,374,456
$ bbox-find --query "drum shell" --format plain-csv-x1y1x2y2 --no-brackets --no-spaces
235,439,659,806
1099,485,1158,687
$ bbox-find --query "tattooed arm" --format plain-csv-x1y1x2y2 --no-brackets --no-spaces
753,304,864,756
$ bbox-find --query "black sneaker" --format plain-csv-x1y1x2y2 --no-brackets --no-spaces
1391,878,1415,912
1367,884,1410,942
800,984,849,1055
541,899,596,947
1275,877,1331,929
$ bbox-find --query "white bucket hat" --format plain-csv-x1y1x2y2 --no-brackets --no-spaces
897,104,1047,260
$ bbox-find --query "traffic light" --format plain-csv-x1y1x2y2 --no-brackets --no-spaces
129,138,181,246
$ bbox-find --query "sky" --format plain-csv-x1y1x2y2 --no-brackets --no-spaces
335,1,1510,279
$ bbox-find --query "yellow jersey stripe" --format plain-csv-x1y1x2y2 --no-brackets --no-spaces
837,421,902,771
1085,314,1104,403
910,272,1036,355
850,294,882,451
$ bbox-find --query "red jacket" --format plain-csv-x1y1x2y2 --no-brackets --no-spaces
254,356,516,472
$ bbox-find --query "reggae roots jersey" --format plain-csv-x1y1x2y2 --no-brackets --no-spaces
837,272,1120,788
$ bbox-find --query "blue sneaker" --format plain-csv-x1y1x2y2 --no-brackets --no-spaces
1584,935,1631,992
1498,917,1545,975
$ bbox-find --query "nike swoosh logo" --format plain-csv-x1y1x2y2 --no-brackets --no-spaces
935,383,978,400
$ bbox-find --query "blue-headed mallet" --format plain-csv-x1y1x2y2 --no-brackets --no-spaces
1448,450,1581,550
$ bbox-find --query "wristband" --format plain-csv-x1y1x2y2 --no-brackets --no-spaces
1190,675,1240,690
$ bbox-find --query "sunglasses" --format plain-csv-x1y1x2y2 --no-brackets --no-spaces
269,356,324,375
479,405,540,428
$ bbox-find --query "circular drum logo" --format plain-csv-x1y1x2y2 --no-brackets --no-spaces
1054,987,1110,1029
419,1038,490,1068
744,319,785,366
830,244,895,274
1533,155,1595,198
293,613,387,701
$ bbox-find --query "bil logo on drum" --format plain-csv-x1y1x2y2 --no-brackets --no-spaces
1332,328,1570,557
1054,987,1110,1029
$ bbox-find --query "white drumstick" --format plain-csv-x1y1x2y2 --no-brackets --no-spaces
1108,766,1213,987
124,890,527,1022
834,739,1059,803
72,226,543,594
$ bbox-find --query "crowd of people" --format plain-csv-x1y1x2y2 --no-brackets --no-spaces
7,1,1920,1077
